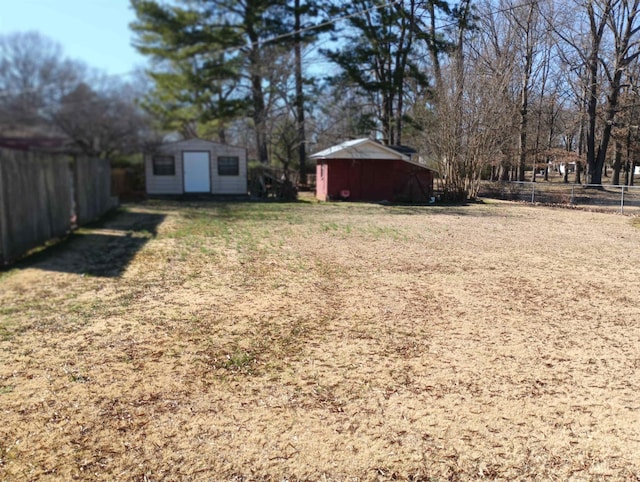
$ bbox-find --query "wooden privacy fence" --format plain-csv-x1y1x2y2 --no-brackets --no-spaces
0,149,117,265
74,157,115,225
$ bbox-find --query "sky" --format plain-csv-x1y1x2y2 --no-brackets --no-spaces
0,0,147,79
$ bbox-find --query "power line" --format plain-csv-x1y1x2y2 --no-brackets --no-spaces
0,0,575,98
0,1,402,96
226,0,403,54
128,0,543,69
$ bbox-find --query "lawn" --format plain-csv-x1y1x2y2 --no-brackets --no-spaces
1,199,639,480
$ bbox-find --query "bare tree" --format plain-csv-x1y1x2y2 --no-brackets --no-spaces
611,61,640,185
54,77,151,159
468,0,520,181
555,0,640,185
425,0,517,200
503,0,545,181
324,0,441,146
309,80,378,149
0,31,85,134
597,0,640,184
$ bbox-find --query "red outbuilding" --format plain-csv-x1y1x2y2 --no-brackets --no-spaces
311,138,435,203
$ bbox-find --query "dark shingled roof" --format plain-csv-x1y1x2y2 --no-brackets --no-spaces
0,137,72,152
386,144,418,156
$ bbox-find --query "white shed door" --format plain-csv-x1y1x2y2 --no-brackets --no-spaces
183,152,211,193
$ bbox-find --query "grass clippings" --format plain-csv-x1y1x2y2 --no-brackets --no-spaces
1,199,640,480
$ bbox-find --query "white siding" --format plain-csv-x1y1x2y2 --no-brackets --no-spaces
145,151,183,194
145,139,248,195
211,145,248,194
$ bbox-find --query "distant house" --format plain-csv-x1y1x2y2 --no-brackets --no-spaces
310,138,435,202
145,138,248,196
558,162,576,175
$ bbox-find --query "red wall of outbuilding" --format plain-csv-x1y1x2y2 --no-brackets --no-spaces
316,158,433,202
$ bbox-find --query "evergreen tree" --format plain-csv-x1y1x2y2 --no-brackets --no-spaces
286,0,333,183
131,0,246,142
131,0,287,161
323,0,449,146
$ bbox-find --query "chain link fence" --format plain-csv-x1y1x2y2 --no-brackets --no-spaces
480,181,640,214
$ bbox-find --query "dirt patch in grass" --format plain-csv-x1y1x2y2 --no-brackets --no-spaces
1,200,640,480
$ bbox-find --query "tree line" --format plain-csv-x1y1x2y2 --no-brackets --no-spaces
0,31,152,162
2,1,640,200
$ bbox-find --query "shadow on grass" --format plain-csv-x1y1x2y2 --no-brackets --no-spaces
3,210,166,278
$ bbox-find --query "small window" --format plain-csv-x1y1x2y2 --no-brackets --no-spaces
152,155,175,176
218,156,239,176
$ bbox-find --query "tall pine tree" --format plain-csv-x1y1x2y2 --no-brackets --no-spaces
324,0,448,146
131,0,288,162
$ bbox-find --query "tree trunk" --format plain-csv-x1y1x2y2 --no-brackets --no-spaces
500,163,510,181
218,127,227,145
531,158,537,182
624,162,630,185
578,108,585,157
246,13,268,164
518,62,532,181
250,65,268,164
593,70,623,185
575,162,583,184
583,1,610,185
294,0,307,185
427,3,443,97
613,141,623,185
586,54,600,184
381,93,392,144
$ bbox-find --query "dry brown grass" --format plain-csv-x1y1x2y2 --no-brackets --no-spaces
1,198,640,481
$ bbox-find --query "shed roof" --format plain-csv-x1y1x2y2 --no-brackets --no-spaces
310,138,435,171
388,144,418,156
153,137,246,151
310,138,409,161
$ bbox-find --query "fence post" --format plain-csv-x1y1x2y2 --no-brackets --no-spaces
570,185,575,205
621,186,625,214
531,182,535,204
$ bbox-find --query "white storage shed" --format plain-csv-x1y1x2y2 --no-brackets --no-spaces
145,138,248,196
